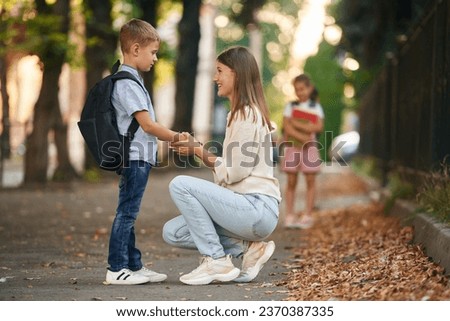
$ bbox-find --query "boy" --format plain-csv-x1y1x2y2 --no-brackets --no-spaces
105,18,184,285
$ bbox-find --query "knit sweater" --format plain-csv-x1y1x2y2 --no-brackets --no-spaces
213,106,282,202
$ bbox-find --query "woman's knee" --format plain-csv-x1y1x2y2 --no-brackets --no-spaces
168,175,193,195
162,215,188,246
162,220,177,246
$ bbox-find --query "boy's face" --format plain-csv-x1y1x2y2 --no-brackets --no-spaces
135,41,160,72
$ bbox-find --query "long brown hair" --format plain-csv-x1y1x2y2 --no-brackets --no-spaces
217,46,273,131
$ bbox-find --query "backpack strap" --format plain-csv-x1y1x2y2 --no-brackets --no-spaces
110,69,147,140
126,118,140,140
111,59,121,74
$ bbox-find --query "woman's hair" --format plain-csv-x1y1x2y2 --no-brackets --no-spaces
120,18,160,54
217,46,273,131
293,73,319,104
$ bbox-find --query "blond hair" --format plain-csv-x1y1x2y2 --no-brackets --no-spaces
217,46,273,131
119,18,160,54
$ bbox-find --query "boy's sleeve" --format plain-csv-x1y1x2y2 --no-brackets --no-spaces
113,80,148,116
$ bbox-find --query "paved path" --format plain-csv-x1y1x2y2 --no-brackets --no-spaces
0,163,370,301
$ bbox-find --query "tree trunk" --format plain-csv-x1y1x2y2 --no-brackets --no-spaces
24,0,77,183
171,0,201,167
24,67,57,183
0,56,10,186
136,0,158,96
172,0,201,133
83,0,117,172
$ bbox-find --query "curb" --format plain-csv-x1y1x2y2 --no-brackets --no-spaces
373,189,450,275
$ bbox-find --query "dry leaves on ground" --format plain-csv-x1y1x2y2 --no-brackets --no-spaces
278,203,450,300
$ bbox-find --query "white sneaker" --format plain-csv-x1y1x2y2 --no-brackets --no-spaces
134,267,167,282
180,255,240,285
105,268,150,285
234,241,275,283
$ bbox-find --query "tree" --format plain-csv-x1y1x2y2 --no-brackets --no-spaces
172,0,201,134
24,0,77,183
0,7,12,184
336,0,430,68
83,0,117,172
135,0,158,96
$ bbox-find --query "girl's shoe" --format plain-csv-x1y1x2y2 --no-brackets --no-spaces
284,214,297,229
294,215,314,229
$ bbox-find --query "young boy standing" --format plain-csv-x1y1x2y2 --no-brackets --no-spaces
105,19,183,285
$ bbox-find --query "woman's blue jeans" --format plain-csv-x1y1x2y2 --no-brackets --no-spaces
108,161,151,272
163,175,279,259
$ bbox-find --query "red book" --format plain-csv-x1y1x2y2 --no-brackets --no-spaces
292,109,318,124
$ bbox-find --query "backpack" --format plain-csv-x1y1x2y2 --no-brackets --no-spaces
77,61,143,174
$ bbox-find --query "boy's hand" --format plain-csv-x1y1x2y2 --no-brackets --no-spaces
173,132,189,143
170,132,202,156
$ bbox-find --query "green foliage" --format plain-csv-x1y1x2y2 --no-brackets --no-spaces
384,171,416,213
83,168,102,183
350,156,382,181
417,163,450,224
1,2,74,67
0,1,34,56
303,41,345,161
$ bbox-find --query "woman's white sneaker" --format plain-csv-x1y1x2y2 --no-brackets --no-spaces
105,268,151,285
234,241,275,283
180,255,240,285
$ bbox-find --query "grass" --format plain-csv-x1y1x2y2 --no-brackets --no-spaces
416,162,450,224
384,172,416,213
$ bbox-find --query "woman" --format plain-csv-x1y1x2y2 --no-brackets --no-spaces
163,46,281,285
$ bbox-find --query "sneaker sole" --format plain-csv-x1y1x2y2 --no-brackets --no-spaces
104,278,151,285
148,275,167,283
234,241,276,283
180,268,240,285
135,272,168,283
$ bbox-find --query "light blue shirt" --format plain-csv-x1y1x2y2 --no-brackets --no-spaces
111,64,158,165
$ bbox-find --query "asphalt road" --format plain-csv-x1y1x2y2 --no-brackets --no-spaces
0,164,371,301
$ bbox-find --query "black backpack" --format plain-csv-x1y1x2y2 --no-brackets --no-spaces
77,61,143,174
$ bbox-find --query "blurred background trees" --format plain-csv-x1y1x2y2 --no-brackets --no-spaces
0,0,444,185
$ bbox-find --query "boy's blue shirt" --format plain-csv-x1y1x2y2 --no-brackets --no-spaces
111,64,158,165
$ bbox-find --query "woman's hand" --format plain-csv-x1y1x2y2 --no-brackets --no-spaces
170,132,202,156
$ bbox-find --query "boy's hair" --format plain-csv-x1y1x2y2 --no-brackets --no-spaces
119,18,160,54
217,46,273,131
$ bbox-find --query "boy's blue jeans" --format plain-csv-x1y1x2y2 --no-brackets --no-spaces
108,161,151,272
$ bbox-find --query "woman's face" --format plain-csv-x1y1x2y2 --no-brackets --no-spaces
214,61,235,100
293,81,312,102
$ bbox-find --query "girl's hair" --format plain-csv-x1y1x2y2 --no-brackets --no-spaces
217,46,273,131
293,73,319,104
310,87,319,104
120,18,160,54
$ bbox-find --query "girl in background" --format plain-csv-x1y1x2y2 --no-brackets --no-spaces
281,74,324,229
